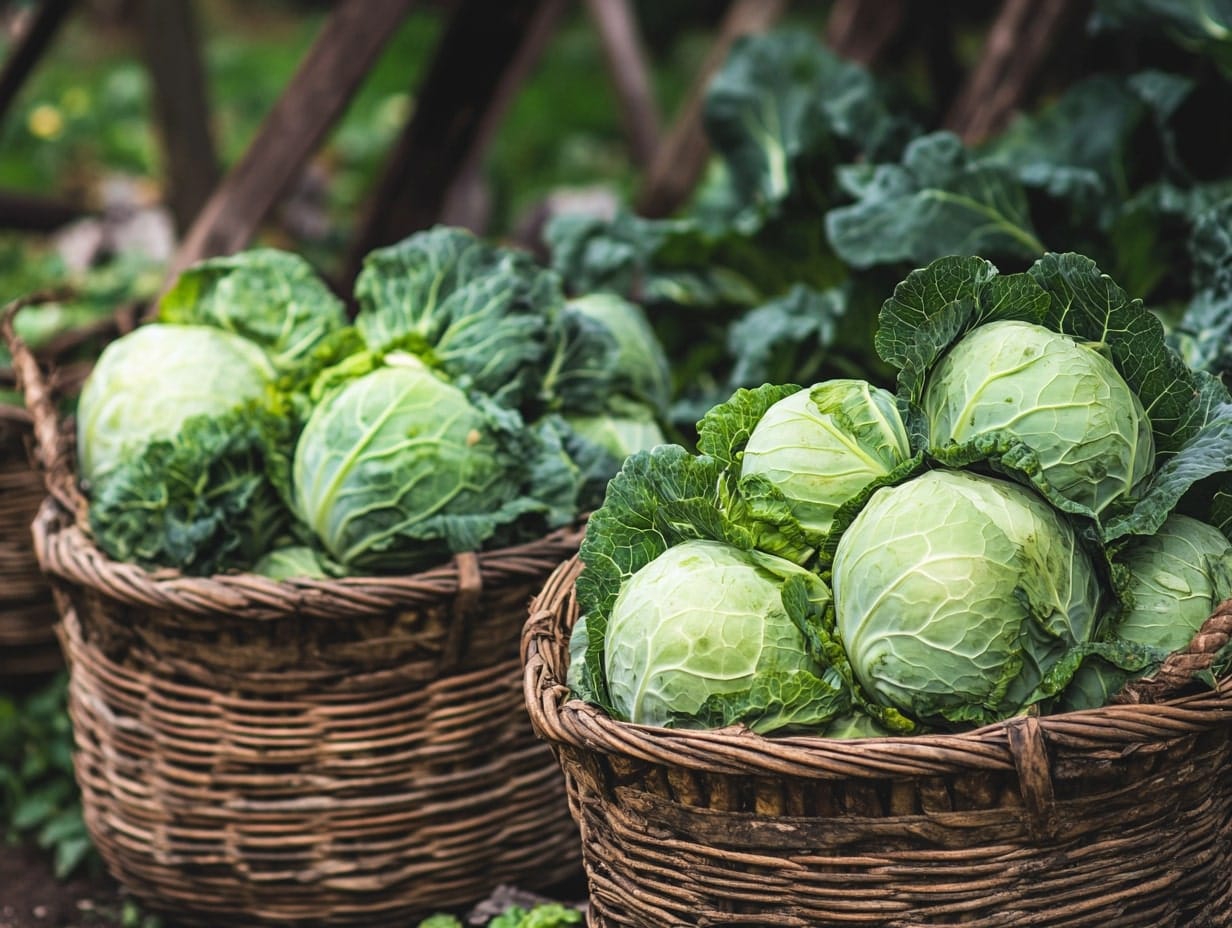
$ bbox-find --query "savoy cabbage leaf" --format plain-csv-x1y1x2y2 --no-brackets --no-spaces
355,226,564,410
158,249,348,373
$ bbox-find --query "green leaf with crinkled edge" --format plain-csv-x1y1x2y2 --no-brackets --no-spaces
575,447,731,708
702,30,906,220
158,249,348,373
719,471,817,565
1028,251,1198,455
726,285,849,390
696,382,803,469
1106,379,1232,542
979,75,1146,211
816,451,928,571
874,255,1050,405
1173,199,1232,377
788,593,919,734
826,133,1045,271
88,403,294,575
354,226,563,410
1044,637,1169,711
683,664,850,734
931,435,1102,523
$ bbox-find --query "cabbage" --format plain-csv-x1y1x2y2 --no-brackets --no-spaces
1062,514,1232,710
833,469,1102,726
292,354,565,572
603,539,840,733
76,324,290,574
924,320,1154,515
740,379,910,536
77,324,273,484
555,292,672,415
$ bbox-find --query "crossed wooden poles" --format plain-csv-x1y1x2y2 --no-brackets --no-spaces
0,0,1088,291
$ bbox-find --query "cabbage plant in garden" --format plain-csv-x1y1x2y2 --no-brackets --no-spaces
570,251,1232,735
73,227,672,577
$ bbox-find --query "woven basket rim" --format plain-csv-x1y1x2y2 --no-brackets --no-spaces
524,555,1232,780
35,493,585,620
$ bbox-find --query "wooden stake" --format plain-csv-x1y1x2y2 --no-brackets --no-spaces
825,0,907,66
135,0,220,234
585,0,661,168
345,0,568,281
167,0,417,280
634,0,788,219
945,0,1088,145
0,0,75,127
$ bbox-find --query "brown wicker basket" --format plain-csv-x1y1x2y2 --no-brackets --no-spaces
1,292,127,685
3,306,585,926
524,555,1232,928
0,403,61,681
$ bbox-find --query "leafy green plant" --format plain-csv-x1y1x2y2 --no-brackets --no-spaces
416,903,582,928
567,250,1232,735
0,675,95,880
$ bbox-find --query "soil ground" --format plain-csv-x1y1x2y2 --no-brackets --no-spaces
0,843,589,928
0,844,128,928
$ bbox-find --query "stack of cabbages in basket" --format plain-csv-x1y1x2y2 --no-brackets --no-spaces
75,225,671,578
570,253,1232,736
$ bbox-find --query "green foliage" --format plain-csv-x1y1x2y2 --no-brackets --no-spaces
354,227,563,410
157,248,348,372
89,403,295,574
415,903,582,928
0,675,95,880
826,132,1045,269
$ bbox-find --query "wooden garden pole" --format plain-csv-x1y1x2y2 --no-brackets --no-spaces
134,0,220,234
168,0,417,280
825,0,907,66
633,0,788,220
945,0,1088,145
344,0,568,279
585,0,661,168
0,0,75,127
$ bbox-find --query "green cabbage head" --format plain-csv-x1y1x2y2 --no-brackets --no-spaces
77,324,273,483
1062,514,1232,711
833,469,1101,726
1116,514,1232,651
564,292,672,414
740,379,910,536
604,539,840,733
293,353,532,572
923,320,1153,515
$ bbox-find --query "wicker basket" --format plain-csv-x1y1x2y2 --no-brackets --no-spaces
4,307,585,926
1,293,127,685
524,556,1232,928
0,404,61,681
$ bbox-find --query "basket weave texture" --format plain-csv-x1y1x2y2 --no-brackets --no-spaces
1,291,120,683
0,407,61,680
5,304,586,926
524,556,1232,928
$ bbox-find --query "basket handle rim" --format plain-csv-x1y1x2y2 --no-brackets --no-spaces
1,290,91,525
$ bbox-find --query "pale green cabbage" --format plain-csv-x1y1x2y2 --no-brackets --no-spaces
833,468,1101,726
923,320,1153,515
